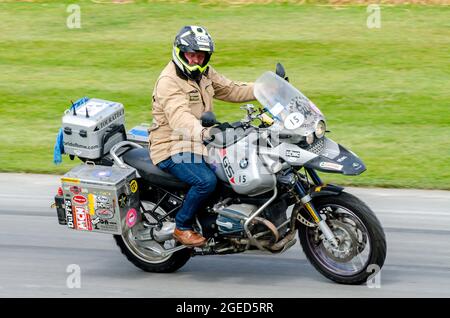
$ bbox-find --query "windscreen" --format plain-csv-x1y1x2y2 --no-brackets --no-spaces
254,71,324,136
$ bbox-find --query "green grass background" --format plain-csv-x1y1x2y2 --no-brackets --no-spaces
0,1,449,189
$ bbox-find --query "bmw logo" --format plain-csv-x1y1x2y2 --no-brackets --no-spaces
239,159,248,169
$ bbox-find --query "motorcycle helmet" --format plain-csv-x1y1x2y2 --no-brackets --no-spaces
172,25,214,80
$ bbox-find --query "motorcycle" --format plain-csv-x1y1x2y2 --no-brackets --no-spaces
54,64,386,285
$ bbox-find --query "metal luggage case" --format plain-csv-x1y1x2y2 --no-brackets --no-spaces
61,164,141,235
62,98,126,159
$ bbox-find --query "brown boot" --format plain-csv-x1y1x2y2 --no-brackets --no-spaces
173,228,207,247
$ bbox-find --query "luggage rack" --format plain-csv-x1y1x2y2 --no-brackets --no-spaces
109,140,144,169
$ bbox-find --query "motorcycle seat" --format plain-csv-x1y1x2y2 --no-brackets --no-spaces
121,148,189,190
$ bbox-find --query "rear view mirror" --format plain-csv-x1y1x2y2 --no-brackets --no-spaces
276,63,286,78
276,63,289,82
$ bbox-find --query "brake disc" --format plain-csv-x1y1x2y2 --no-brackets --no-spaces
320,220,359,263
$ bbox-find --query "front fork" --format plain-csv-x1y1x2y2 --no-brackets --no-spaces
294,169,339,248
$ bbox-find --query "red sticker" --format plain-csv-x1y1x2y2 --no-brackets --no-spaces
70,186,81,195
219,148,227,157
126,208,138,228
74,206,92,231
73,195,87,205
97,209,114,219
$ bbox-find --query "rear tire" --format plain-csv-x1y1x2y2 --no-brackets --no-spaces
298,191,386,285
114,197,191,273
114,235,191,273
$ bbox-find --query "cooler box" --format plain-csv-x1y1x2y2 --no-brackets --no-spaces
62,98,126,159
60,164,141,235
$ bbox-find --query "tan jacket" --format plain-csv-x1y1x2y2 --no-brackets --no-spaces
149,61,255,165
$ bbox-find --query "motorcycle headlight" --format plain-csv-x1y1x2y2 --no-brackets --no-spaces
315,120,326,138
306,133,315,145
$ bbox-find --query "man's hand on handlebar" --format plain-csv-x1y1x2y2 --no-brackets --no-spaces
202,122,234,143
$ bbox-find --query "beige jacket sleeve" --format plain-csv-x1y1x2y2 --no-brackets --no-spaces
154,76,204,142
208,66,255,103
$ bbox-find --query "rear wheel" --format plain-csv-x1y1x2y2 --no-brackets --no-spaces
298,192,386,284
114,200,191,273
114,233,191,273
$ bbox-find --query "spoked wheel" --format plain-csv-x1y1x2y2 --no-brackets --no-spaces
114,200,191,273
298,192,386,284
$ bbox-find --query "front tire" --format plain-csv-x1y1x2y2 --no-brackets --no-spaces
298,191,386,284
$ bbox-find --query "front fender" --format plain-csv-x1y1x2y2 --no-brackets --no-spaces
310,184,344,198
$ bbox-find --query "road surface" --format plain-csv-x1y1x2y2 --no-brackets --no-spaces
0,173,449,297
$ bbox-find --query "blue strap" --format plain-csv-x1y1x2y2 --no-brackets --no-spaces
53,128,65,165
71,96,90,110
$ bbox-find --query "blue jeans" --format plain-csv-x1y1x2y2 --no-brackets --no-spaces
157,152,217,230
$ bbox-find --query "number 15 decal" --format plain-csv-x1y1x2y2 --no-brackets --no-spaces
236,172,248,185
284,112,305,130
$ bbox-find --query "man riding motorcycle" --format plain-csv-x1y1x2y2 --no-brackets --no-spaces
149,25,256,247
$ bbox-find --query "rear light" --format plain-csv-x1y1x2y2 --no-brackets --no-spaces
54,187,66,225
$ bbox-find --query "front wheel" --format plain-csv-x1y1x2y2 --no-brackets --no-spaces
298,191,387,285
